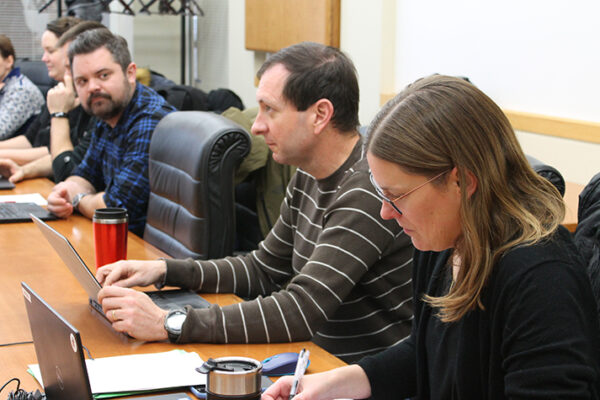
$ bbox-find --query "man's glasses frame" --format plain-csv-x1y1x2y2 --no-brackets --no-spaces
369,170,449,215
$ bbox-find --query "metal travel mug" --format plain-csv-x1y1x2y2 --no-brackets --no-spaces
198,357,263,400
93,207,128,270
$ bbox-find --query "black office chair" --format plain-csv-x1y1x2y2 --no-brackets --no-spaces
144,111,251,259
574,172,600,314
526,155,565,197
15,59,56,98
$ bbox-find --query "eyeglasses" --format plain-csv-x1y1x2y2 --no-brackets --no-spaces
369,170,449,215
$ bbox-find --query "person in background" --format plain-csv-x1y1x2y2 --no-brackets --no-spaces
94,42,414,363
0,16,80,166
262,75,600,399
47,29,175,236
0,20,104,183
0,34,44,140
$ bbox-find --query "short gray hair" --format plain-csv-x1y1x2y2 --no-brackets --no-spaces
68,28,131,73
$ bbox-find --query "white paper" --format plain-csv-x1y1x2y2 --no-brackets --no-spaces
29,349,206,394
0,193,48,205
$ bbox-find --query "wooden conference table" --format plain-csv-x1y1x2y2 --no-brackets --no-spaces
0,179,346,397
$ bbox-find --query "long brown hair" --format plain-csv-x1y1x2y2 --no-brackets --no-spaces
367,75,565,322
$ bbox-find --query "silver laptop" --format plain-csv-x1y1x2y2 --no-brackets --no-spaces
22,281,94,399
22,282,193,400
30,214,209,322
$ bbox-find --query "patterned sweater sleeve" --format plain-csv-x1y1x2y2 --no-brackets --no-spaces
165,164,403,344
0,75,44,140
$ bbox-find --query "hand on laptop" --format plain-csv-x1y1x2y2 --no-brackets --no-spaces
98,285,169,341
97,259,167,287
0,159,25,183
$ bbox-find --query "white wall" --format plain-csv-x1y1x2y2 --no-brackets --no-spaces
227,0,260,109
131,0,599,184
393,0,600,184
395,0,600,121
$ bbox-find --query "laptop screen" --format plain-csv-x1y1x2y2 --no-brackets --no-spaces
21,282,94,400
31,214,102,299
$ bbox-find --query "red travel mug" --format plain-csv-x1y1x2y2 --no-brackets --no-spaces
93,207,128,270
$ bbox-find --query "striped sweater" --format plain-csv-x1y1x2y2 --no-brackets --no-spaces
165,139,414,362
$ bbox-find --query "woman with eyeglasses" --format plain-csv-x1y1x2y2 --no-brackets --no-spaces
263,75,600,399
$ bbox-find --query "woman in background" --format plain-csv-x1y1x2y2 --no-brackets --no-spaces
263,75,600,399
0,34,44,140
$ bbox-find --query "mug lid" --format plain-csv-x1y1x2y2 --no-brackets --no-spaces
93,207,127,223
198,357,262,375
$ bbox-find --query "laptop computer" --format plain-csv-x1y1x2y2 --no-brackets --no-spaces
21,282,193,400
22,281,94,399
0,202,57,223
30,214,210,323
0,177,15,189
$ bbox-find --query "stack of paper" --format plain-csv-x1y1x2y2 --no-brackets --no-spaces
29,350,206,398
0,193,48,205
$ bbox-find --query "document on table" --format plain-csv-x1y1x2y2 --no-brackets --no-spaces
0,193,47,205
28,349,206,397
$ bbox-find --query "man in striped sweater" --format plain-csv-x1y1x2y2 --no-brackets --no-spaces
96,42,414,363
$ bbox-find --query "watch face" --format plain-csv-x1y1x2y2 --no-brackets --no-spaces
167,312,187,332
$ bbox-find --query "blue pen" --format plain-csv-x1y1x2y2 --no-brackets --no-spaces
288,349,310,400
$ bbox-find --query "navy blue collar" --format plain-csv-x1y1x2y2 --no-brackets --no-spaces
2,67,20,83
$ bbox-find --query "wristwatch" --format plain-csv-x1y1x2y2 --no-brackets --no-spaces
50,111,69,119
164,308,188,342
71,192,89,211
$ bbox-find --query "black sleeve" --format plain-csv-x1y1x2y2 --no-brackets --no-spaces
23,108,49,146
357,251,429,400
358,337,417,400
51,133,92,182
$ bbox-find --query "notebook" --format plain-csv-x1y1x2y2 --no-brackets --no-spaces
0,177,15,189
0,202,56,223
30,214,210,324
21,282,193,400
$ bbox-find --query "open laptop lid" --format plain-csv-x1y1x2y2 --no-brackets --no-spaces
31,214,101,299
30,214,210,314
21,282,94,400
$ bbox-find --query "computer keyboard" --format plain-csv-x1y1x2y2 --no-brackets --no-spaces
0,202,56,222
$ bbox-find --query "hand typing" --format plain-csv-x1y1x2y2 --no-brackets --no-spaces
98,285,169,341
97,259,167,288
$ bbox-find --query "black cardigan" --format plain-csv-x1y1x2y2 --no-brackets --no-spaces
359,227,600,399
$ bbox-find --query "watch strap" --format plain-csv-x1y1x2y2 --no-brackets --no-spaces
50,111,69,119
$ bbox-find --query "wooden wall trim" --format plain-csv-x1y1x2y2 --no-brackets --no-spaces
380,93,600,144
503,110,600,144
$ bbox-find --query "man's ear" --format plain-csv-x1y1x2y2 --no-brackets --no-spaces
311,98,334,135
126,62,137,84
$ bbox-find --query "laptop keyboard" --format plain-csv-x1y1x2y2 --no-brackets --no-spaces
0,202,48,218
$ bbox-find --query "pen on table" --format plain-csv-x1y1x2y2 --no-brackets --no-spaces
288,348,310,400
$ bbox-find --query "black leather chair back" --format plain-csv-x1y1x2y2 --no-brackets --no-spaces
526,155,565,197
144,111,251,259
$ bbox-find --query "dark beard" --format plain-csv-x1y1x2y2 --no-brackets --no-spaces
86,92,128,121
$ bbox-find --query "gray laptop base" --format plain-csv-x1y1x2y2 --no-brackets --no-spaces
0,202,56,223
22,282,192,400
30,214,209,324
